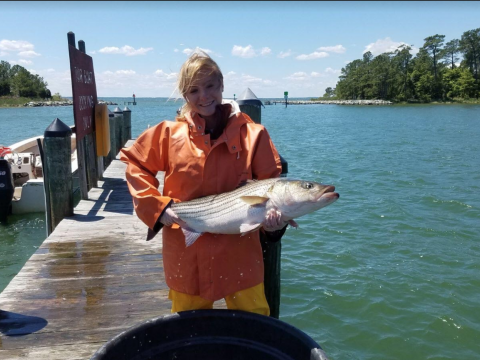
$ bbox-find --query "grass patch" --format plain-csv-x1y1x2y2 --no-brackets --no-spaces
0,96,44,107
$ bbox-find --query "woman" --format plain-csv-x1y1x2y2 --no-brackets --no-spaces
120,51,286,315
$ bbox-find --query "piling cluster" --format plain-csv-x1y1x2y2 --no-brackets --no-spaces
43,106,131,235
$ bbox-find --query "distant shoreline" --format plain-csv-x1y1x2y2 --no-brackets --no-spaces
0,99,118,108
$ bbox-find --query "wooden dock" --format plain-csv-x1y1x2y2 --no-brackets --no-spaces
0,141,223,359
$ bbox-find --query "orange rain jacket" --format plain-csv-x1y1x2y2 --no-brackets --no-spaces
120,102,282,301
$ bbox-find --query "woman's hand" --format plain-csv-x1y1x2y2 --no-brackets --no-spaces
262,209,298,232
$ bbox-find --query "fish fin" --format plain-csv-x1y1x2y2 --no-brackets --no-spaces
240,223,262,235
240,196,269,206
182,228,203,247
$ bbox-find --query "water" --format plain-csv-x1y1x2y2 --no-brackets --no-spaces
1,99,479,359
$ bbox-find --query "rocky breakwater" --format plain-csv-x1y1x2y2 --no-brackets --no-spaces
316,99,392,105
24,100,73,107
24,99,117,107
271,99,393,105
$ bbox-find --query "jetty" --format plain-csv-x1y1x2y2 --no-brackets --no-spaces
0,141,226,359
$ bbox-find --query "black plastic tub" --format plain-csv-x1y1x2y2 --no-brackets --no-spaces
90,309,329,360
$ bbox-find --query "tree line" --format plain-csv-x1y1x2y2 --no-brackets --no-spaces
322,28,480,102
0,60,52,99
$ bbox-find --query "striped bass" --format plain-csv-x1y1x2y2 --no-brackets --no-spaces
171,178,339,247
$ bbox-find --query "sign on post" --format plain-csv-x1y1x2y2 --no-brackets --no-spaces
67,32,99,199
68,40,97,141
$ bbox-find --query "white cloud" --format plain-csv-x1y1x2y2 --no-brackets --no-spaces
231,45,272,58
182,47,212,56
116,70,136,75
18,59,33,65
17,50,40,58
285,72,308,81
232,45,256,58
0,40,41,65
363,37,418,56
260,47,271,56
325,67,341,74
278,50,292,59
0,40,35,53
296,51,329,60
311,72,323,78
99,45,153,56
154,70,177,80
318,45,346,54
242,74,263,83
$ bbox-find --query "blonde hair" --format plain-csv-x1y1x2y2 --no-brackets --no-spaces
176,50,223,118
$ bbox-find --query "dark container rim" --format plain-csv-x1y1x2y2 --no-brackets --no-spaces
90,309,329,360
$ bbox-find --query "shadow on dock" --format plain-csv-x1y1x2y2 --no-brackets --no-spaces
0,310,48,336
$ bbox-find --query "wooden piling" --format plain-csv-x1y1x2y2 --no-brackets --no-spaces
122,107,132,145
238,103,261,124
43,118,74,235
106,111,116,166
113,107,124,155
238,96,285,319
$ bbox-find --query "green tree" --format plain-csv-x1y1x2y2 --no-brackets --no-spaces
410,48,434,100
393,45,413,101
415,73,435,102
443,67,477,98
423,35,445,99
442,39,460,69
423,34,445,80
0,60,11,96
371,53,394,100
323,87,335,98
459,28,480,84
6,64,50,98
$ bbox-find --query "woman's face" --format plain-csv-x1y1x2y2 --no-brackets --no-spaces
184,72,223,119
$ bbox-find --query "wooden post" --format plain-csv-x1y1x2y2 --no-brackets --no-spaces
107,110,116,165
113,107,124,155
238,104,261,124
43,118,73,235
123,106,132,143
238,93,287,319
78,39,98,190
67,32,99,198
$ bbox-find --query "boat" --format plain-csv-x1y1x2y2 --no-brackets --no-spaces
0,134,77,220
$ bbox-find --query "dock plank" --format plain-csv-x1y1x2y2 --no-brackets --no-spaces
0,142,225,359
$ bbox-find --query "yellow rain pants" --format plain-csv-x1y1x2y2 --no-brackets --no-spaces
169,282,270,316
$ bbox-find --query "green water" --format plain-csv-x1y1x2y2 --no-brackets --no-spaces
1,100,479,359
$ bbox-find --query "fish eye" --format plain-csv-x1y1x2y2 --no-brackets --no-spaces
302,182,314,190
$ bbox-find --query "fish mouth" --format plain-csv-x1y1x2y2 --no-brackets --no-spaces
317,185,339,201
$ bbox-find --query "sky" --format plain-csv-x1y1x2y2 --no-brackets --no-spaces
1,1,479,99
